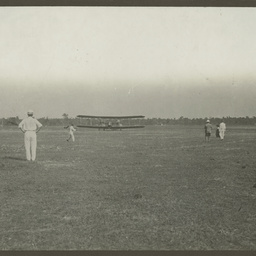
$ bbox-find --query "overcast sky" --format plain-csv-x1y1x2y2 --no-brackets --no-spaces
0,7,256,119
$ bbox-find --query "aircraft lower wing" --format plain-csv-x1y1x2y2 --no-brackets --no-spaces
77,125,145,129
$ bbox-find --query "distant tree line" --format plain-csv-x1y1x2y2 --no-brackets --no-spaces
2,115,256,127
144,116,256,126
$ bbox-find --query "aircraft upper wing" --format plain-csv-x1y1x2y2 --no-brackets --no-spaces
76,115,145,119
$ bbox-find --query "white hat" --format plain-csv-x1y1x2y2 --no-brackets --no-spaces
206,120,210,123
27,110,33,114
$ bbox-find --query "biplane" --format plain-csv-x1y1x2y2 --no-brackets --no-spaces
76,115,145,130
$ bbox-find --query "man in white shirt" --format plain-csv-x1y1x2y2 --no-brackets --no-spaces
219,120,226,140
65,124,77,142
18,110,42,161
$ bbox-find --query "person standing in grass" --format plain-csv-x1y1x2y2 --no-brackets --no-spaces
204,119,212,142
216,124,220,138
219,120,226,140
64,124,77,142
18,110,43,161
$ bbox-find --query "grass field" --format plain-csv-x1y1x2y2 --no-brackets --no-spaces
0,125,256,250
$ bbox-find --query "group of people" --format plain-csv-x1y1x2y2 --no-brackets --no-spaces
18,110,227,161
18,110,77,162
204,119,226,142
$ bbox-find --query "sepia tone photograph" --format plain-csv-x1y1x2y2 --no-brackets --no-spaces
0,6,256,250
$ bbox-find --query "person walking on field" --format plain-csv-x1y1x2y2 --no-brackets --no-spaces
65,124,77,142
204,119,212,142
18,110,43,161
219,120,226,140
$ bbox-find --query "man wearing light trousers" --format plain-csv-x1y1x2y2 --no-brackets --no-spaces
219,120,226,140
18,110,42,161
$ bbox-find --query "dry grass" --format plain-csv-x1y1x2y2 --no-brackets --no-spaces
0,125,256,250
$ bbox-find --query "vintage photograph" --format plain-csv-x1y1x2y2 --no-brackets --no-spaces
0,6,256,250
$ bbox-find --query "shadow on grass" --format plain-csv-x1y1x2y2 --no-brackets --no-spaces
2,156,27,161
